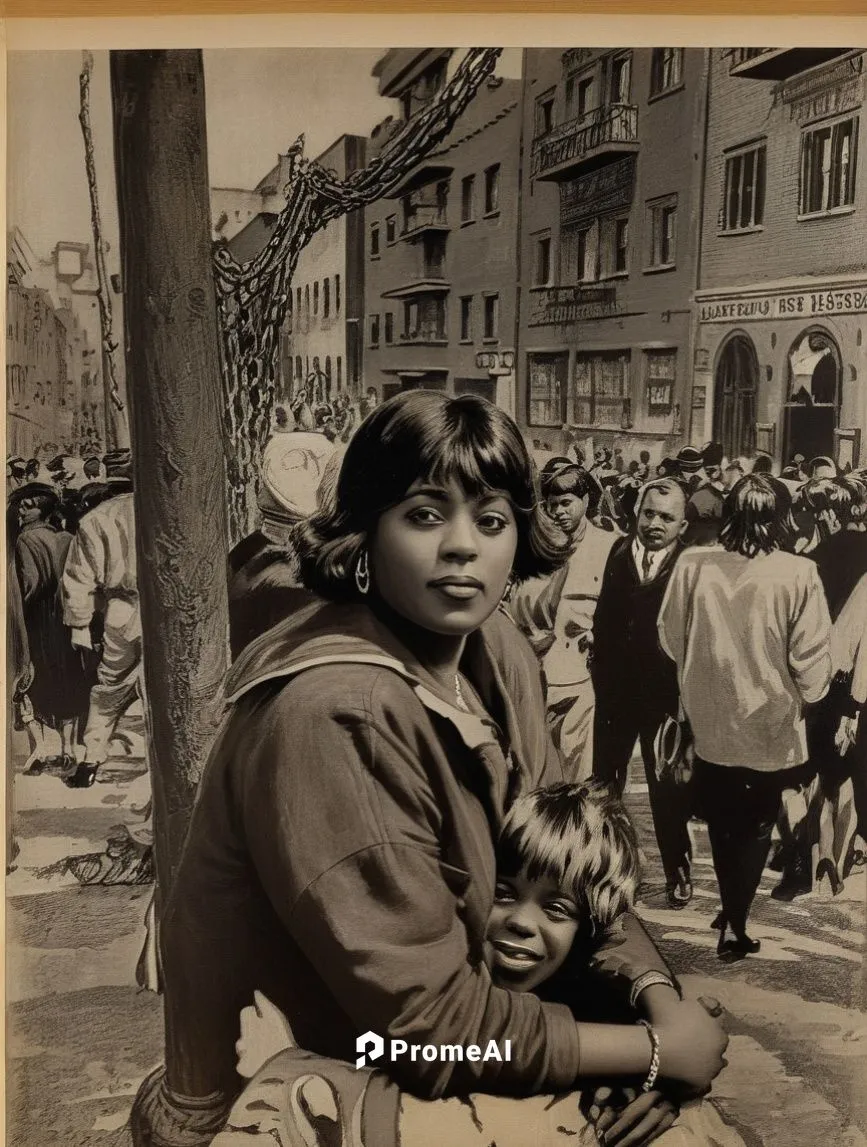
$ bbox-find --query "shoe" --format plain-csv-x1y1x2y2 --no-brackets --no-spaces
710,910,726,931
63,763,99,789
666,868,693,908
770,869,811,901
718,935,761,961
23,759,45,776
815,858,843,897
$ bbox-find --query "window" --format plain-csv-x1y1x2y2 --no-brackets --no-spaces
609,52,632,103
721,143,767,231
325,356,332,393
402,296,446,341
370,223,381,257
645,349,677,414
535,92,555,136
460,296,473,341
461,175,475,223
601,217,629,276
535,235,552,285
385,311,394,344
650,48,683,97
335,274,341,315
313,281,319,316
573,351,631,426
336,356,342,389
369,313,380,346
305,284,310,318
386,215,397,244
295,355,302,380
528,352,568,427
566,72,597,121
323,278,331,318
484,165,500,214
296,286,301,316
562,223,597,282
646,197,677,268
800,116,858,216
483,294,499,340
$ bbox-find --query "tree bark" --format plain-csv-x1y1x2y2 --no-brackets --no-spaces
111,49,229,894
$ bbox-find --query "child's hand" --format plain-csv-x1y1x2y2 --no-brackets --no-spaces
590,1087,679,1146
655,999,729,1091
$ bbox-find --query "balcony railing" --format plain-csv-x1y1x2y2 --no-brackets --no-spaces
401,205,449,238
728,47,855,80
532,104,639,181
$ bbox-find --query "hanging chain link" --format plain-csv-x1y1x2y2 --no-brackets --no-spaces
212,48,503,545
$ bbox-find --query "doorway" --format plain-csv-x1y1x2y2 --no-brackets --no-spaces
713,334,758,459
782,328,841,463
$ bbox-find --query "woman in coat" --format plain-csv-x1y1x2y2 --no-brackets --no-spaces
133,393,728,1147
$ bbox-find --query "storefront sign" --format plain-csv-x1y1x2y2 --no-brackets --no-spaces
789,76,863,124
698,286,867,324
529,285,620,326
694,347,710,370
559,156,636,228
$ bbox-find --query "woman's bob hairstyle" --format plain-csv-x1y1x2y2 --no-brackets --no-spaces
293,390,568,602
719,473,795,558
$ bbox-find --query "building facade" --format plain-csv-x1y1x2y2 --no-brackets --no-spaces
364,50,522,414
515,48,709,463
693,49,867,468
286,135,367,403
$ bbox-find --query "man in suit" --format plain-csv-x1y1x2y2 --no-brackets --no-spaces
591,478,693,907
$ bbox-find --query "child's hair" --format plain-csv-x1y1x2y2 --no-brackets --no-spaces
540,460,594,501
496,781,640,930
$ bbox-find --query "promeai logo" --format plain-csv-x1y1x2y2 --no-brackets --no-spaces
355,1031,385,1069
354,1031,512,1070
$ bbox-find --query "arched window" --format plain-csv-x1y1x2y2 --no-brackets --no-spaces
713,332,758,460
787,328,841,407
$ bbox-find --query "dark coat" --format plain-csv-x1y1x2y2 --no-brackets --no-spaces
591,536,682,718
811,529,867,621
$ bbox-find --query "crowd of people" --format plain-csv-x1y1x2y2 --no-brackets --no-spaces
6,447,142,868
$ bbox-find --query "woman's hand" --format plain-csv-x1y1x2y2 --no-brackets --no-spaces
586,1085,679,1147
654,999,728,1092
835,714,859,756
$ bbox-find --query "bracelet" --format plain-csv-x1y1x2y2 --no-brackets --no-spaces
629,970,678,1011
637,1019,660,1093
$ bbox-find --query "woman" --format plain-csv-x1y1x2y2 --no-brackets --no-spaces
659,474,833,959
134,393,728,1146
12,483,94,773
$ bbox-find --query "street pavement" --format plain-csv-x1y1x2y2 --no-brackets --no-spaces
6,734,866,1146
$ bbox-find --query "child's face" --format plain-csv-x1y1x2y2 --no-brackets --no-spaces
484,869,580,993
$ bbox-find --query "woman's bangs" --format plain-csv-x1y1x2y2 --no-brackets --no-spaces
421,423,534,512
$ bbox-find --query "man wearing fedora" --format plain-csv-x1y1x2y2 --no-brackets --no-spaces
61,448,140,788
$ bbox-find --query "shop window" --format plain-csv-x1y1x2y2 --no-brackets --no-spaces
483,293,499,340
528,352,568,427
650,49,683,97
721,142,767,231
535,91,555,136
461,175,475,223
573,350,631,427
646,195,677,269
644,349,676,414
534,235,552,285
800,116,858,217
484,165,500,215
369,313,380,346
460,296,473,342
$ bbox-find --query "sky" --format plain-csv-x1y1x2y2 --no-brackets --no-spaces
6,47,522,266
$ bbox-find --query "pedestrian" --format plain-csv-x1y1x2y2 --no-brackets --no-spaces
683,443,726,547
658,474,832,959
7,537,31,871
510,460,617,780
673,446,706,495
12,482,93,774
811,476,867,619
290,387,316,432
592,478,694,907
61,449,140,788
751,453,773,475
722,461,744,491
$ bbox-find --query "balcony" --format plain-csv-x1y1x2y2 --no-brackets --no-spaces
532,104,639,182
385,162,453,198
728,48,854,80
400,205,450,240
381,275,450,300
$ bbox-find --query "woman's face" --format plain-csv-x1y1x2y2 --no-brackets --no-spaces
368,477,518,637
485,869,580,993
545,491,587,535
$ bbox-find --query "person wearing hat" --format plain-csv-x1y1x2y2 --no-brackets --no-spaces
11,481,94,776
683,443,727,547
61,450,140,788
674,446,706,495
7,456,27,495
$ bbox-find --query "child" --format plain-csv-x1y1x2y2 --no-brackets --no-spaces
209,783,741,1147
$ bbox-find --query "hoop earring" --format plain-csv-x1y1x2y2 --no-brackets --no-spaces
355,549,370,596
501,575,515,603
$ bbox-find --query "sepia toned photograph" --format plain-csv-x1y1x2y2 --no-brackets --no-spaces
5,32,867,1147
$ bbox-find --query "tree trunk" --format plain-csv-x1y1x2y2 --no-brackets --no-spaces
110,49,229,894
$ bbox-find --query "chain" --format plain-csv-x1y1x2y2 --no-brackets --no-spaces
212,48,503,545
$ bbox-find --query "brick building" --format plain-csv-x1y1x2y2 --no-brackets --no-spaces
364,50,521,413
692,49,866,468
515,48,709,463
